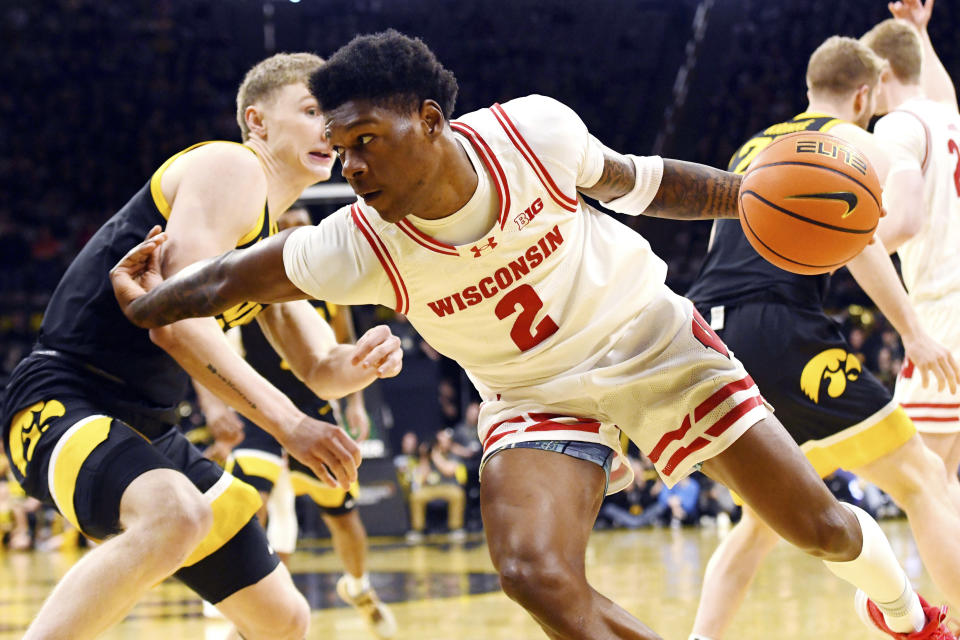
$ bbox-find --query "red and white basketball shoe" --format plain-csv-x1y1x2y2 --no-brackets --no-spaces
855,589,955,639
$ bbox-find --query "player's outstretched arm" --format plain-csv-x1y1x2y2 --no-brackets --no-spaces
645,160,742,220
889,0,958,112
580,150,741,220
111,228,309,329
846,238,959,393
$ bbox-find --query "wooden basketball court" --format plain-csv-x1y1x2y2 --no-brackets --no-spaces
0,519,938,639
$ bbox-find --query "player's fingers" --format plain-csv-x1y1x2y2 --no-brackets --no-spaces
946,352,960,393
377,350,403,378
920,366,931,391
339,428,363,467
145,225,163,240
351,326,390,365
319,435,358,489
362,335,402,369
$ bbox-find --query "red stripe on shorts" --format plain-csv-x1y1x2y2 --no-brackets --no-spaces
649,415,691,464
705,395,764,437
694,376,756,422
662,437,711,476
902,403,960,409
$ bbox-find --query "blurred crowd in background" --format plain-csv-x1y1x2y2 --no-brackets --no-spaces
2,0,959,547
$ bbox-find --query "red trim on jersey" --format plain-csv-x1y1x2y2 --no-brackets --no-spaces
893,109,932,173
705,395,764,437
396,220,459,256
648,415,691,464
350,204,409,314
450,121,511,230
694,376,756,422
662,437,711,476
902,403,960,409
909,416,960,423
490,103,578,213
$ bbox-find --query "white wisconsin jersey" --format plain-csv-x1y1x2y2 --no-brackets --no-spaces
875,98,960,302
284,95,668,398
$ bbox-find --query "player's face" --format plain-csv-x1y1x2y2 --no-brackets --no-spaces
325,99,438,224
261,83,336,182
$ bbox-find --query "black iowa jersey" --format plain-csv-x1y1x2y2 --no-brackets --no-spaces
33,141,274,412
686,113,845,308
239,300,335,418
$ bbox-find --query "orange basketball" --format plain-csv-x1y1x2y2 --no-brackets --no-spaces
738,132,881,275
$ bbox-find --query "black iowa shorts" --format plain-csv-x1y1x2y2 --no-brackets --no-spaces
229,416,358,516
695,302,915,477
3,356,277,603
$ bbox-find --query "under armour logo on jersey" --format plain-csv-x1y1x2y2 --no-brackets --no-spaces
470,237,498,258
514,197,545,231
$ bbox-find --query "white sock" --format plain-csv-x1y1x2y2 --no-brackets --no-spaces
343,572,371,597
822,504,924,633
689,635,716,640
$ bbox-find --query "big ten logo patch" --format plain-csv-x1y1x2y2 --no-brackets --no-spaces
514,198,544,231
800,348,861,403
9,400,65,475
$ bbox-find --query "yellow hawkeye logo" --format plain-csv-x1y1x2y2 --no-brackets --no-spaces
800,349,861,403
8,400,65,476
785,192,859,218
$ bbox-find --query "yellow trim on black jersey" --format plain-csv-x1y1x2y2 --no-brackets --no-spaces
728,112,848,175
148,141,268,247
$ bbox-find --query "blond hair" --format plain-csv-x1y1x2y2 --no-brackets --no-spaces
806,36,885,98
235,53,324,140
861,19,922,84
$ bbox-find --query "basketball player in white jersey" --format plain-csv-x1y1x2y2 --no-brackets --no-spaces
863,0,960,509
110,30,954,639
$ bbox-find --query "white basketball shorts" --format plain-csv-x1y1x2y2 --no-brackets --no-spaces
477,285,770,493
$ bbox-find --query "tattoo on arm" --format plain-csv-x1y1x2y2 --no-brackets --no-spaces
579,151,638,202
205,363,257,410
129,255,234,327
645,160,742,220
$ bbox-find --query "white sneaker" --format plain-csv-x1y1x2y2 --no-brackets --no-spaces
449,528,467,543
336,575,398,639
405,530,424,544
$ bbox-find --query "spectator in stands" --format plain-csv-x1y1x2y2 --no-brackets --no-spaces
404,436,467,544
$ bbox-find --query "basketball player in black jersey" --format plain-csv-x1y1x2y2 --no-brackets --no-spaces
686,37,960,640
1,53,403,640
216,206,397,638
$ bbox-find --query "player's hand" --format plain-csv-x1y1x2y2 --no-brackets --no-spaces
351,325,403,378
345,396,371,442
204,406,245,449
203,438,237,465
902,330,960,393
283,416,362,489
889,0,933,31
110,226,167,321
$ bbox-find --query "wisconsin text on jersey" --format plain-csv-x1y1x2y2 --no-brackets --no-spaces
427,223,564,317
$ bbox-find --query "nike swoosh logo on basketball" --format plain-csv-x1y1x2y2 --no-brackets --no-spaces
785,192,858,218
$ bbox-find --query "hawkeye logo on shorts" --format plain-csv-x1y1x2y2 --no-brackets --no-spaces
785,192,858,218
8,400,65,476
800,349,861,403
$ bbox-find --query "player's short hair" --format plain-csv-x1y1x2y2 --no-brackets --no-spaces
309,29,458,119
806,36,886,97
236,53,325,140
861,19,922,84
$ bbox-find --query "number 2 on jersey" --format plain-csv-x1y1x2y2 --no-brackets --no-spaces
495,284,558,351
948,138,960,197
